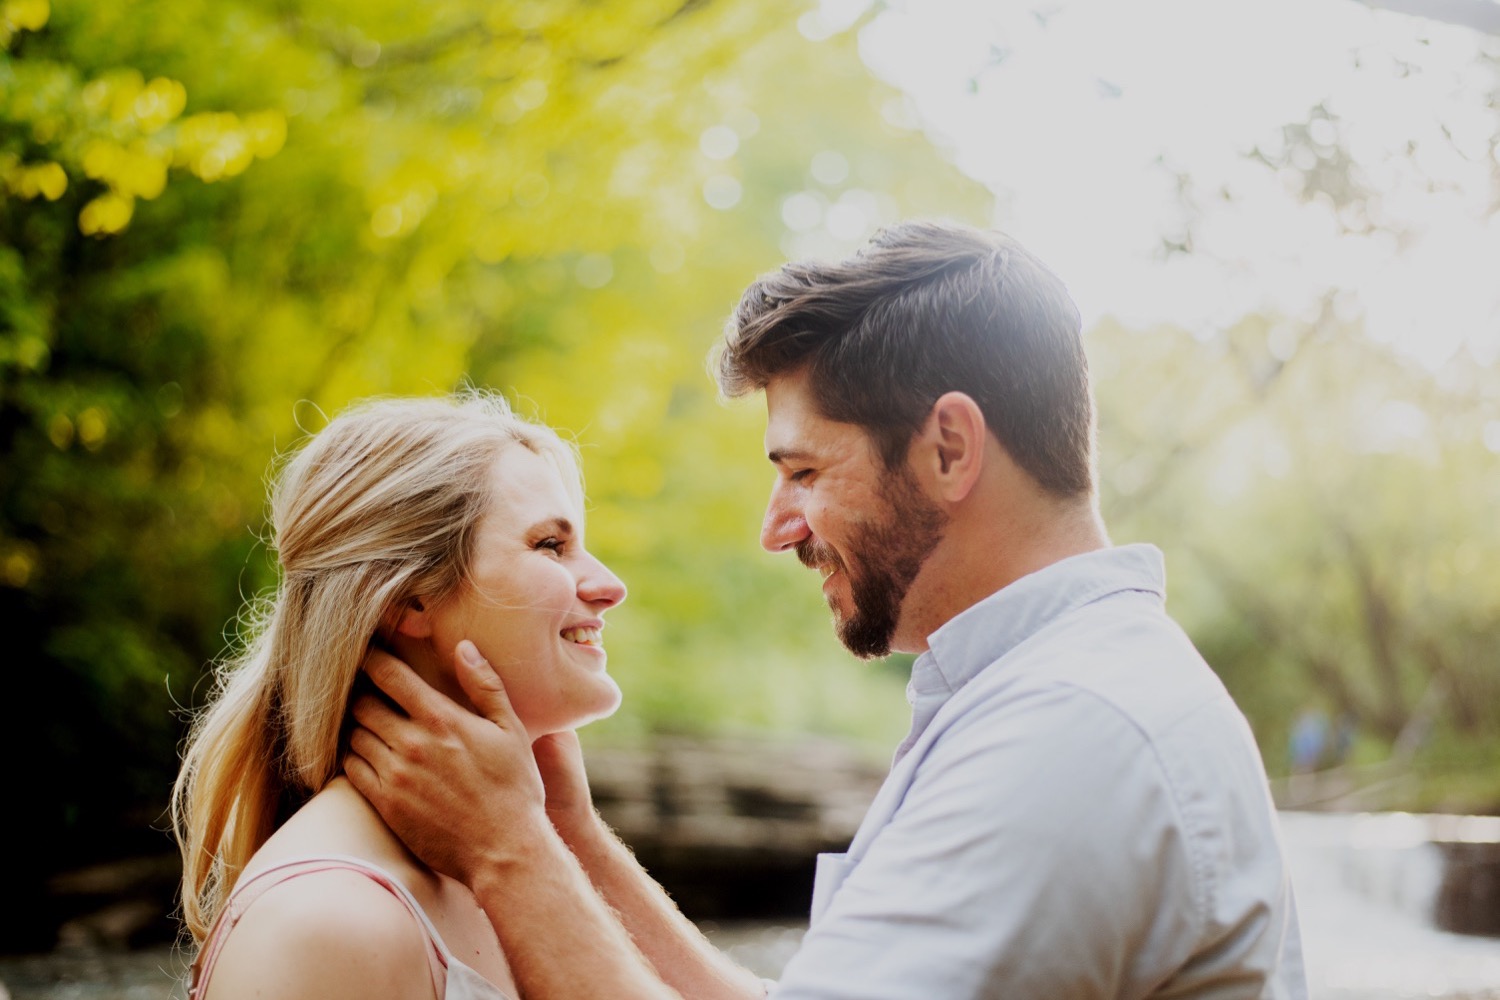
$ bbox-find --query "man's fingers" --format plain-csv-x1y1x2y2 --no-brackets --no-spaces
343,741,381,797
453,640,522,728
343,716,398,804
346,721,390,765
345,722,420,807
534,729,582,756
532,730,583,776
348,681,400,738
361,646,443,723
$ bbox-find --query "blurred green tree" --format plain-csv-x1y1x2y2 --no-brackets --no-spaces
1092,305,1500,811
0,0,988,947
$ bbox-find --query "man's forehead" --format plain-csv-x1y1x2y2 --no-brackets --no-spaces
763,378,820,455
762,385,872,463
763,369,812,415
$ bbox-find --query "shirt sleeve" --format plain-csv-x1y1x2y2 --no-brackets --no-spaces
770,682,1202,1000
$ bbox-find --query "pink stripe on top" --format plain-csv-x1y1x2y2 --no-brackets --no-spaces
188,855,513,1000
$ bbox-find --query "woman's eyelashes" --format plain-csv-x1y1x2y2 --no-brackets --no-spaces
534,536,565,556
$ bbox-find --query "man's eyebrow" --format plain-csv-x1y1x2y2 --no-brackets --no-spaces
767,448,816,466
525,517,574,537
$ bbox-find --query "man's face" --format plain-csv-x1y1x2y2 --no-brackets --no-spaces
761,369,947,658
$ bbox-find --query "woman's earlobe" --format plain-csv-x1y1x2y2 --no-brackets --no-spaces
393,598,434,639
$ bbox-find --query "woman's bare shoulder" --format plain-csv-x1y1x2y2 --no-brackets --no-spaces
201,868,436,1000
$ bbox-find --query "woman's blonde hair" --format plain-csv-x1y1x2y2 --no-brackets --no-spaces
171,391,579,942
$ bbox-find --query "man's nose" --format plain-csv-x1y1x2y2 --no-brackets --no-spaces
760,481,810,553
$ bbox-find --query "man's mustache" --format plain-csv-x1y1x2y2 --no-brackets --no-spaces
797,539,843,574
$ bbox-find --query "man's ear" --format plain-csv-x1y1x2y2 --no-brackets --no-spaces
918,392,986,503
390,597,435,639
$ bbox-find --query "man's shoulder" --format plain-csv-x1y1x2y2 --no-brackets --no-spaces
930,599,1264,806
975,588,1232,732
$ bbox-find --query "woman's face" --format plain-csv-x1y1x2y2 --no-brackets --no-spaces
418,444,627,740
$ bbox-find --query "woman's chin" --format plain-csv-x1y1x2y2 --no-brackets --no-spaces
575,680,624,728
529,682,623,737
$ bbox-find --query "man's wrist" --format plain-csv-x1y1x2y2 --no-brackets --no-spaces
461,807,679,1000
550,803,610,849
465,805,566,894
557,807,631,876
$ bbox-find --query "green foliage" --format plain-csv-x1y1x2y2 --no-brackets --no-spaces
0,0,986,937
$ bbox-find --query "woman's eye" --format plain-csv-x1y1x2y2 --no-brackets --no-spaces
790,468,814,483
536,537,565,555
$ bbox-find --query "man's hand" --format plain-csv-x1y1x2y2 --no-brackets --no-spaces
345,640,550,883
350,643,759,1000
532,730,603,844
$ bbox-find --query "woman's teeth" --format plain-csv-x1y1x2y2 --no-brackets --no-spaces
561,627,602,647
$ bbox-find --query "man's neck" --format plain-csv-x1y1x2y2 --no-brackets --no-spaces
896,495,1109,654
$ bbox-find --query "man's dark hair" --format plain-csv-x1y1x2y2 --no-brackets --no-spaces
715,219,1093,497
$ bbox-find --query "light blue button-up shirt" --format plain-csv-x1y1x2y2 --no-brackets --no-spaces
770,544,1307,999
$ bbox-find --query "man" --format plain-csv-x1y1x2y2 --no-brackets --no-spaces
346,220,1307,999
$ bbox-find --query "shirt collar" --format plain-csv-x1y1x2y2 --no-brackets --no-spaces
894,544,1166,764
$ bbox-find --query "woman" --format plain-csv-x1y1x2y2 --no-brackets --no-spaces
171,392,626,1000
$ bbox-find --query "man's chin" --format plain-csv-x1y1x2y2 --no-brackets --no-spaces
833,613,894,660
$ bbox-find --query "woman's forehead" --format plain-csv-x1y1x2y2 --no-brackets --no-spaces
485,443,584,527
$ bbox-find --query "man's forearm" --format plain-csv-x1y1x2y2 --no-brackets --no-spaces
560,812,767,1000
467,815,679,1000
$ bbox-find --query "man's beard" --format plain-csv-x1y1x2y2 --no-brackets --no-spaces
798,467,947,659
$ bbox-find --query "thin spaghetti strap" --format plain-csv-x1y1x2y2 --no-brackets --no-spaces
188,855,449,999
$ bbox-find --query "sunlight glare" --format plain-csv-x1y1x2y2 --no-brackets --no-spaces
845,0,1500,368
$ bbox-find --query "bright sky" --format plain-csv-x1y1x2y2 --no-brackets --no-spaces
798,0,1500,370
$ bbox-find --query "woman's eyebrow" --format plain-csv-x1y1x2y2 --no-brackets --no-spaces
525,517,574,537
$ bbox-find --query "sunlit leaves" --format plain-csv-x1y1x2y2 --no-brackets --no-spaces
173,109,286,180
0,154,66,198
0,46,286,236
0,0,47,48
79,71,185,130
76,188,131,234
82,140,166,197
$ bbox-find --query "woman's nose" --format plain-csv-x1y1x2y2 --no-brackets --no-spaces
579,556,627,609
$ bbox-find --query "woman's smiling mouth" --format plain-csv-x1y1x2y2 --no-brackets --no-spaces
561,626,603,647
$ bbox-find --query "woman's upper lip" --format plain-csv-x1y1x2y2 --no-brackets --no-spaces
562,618,605,631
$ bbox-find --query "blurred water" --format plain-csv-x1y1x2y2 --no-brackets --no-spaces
4,812,1500,999
1281,811,1500,1000
0,947,190,1000
701,919,809,980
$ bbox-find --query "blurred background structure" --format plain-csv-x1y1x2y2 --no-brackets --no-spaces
1,0,1498,994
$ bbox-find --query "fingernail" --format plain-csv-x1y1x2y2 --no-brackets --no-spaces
458,640,485,667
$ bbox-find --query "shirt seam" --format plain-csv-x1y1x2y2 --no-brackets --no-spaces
1052,681,1214,945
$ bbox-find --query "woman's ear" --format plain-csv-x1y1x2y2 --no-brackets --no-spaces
391,597,435,639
